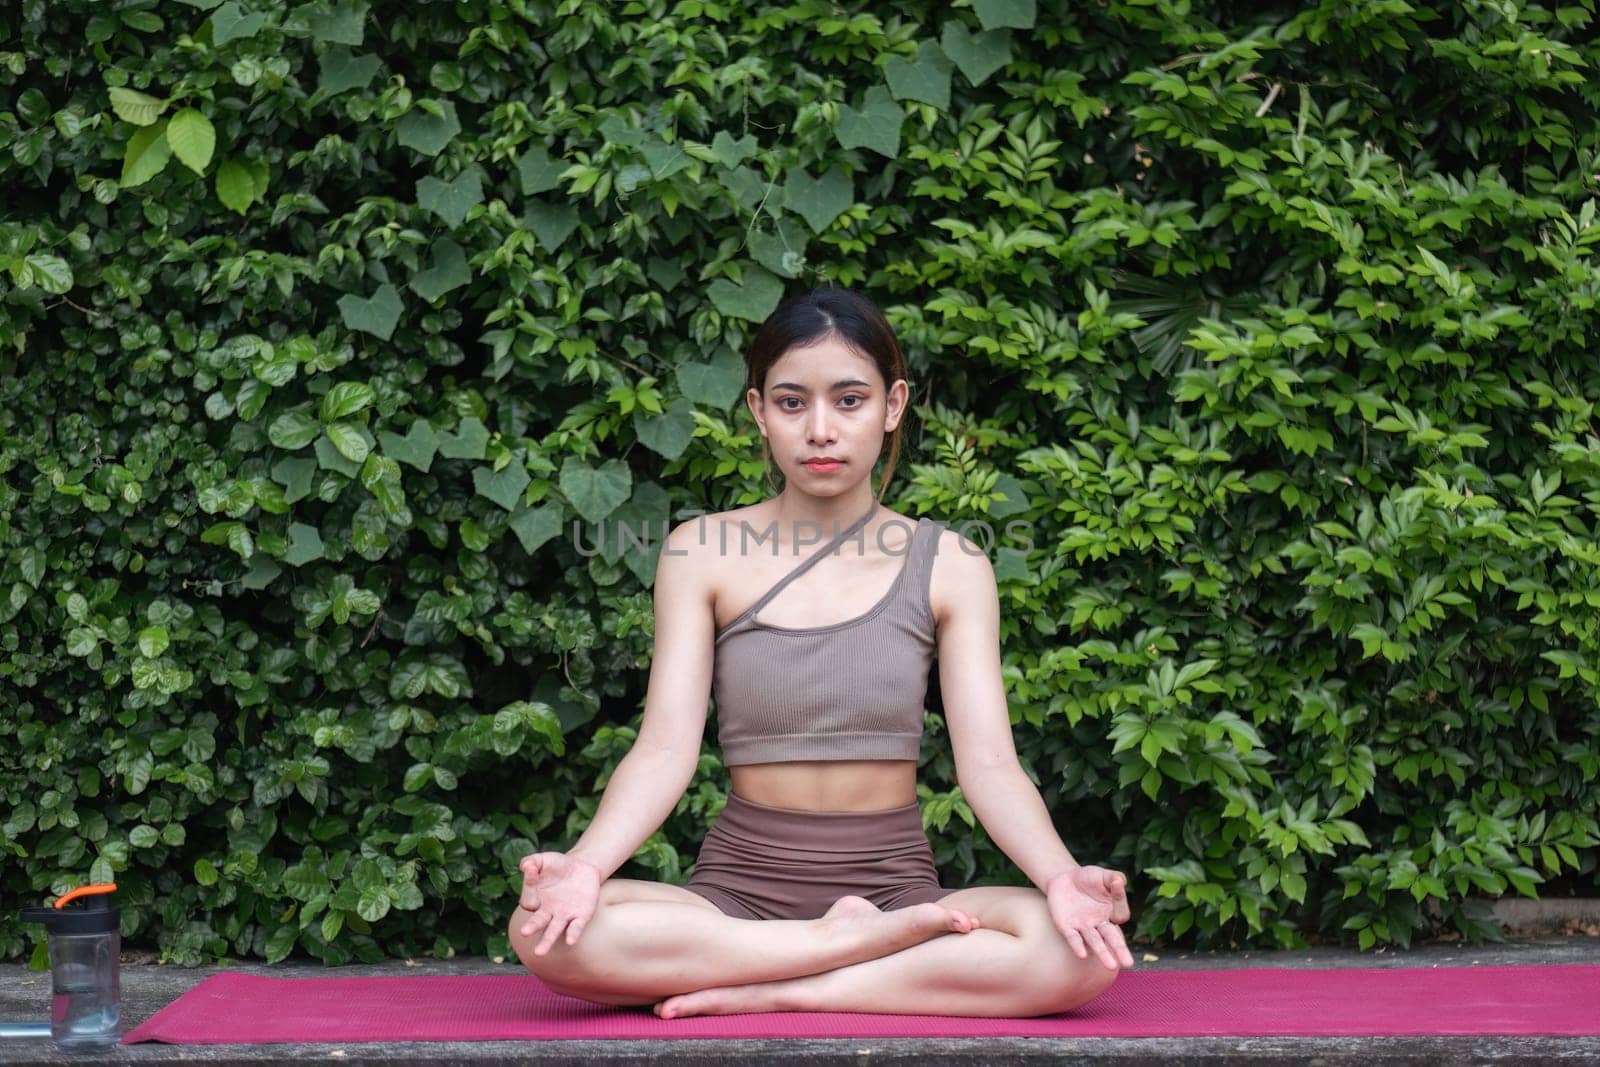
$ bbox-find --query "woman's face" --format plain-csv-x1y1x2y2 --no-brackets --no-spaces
747,336,907,492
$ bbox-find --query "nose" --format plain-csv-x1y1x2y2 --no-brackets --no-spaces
806,406,836,443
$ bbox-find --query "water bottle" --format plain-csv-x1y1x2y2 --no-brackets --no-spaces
19,882,122,1051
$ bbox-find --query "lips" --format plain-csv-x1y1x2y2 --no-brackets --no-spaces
802,459,844,471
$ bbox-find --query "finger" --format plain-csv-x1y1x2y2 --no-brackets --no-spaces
1107,871,1133,922
519,890,540,912
1104,922,1136,969
1062,926,1088,959
565,916,588,946
519,908,552,940
1082,924,1118,972
534,915,570,957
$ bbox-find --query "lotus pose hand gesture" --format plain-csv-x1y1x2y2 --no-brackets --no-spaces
1045,865,1136,972
516,852,602,957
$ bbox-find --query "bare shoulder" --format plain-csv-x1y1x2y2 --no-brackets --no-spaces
655,506,766,595
929,523,998,629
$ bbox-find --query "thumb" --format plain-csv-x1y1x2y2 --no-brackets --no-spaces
1104,869,1125,894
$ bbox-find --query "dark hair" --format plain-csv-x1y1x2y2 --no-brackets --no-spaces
744,286,910,500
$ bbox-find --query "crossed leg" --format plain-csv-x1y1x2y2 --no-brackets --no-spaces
653,885,1119,1018
508,877,981,1006
509,880,1119,1018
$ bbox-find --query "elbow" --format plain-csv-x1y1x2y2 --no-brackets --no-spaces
631,736,701,785
954,753,1026,802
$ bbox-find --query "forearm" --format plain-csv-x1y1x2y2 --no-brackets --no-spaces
961,763,1081,889
566,744,696,880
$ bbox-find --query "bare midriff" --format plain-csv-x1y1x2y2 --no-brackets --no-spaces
729,759,919,812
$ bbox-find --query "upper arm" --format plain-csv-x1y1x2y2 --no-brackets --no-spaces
632,518,715,763
931,528,1023,787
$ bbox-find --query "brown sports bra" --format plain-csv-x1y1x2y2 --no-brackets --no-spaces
711,501,942,766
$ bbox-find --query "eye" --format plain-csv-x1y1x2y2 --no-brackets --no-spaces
779,396,802,410
839,395,865,408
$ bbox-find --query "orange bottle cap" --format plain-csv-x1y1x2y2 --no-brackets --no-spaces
54,883,117,909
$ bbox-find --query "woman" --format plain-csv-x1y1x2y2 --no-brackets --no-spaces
508,286,1134,1019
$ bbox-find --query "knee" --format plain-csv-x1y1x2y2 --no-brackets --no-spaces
1017,928,1121,1016
1055,956,1119,1013
506,906,588,996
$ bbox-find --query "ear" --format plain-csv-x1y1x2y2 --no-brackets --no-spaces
745,386,767,436
883,377,910,433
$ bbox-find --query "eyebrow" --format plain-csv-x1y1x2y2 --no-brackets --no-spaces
771,378,872,392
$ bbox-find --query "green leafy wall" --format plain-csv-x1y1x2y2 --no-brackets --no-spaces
3,0,1598,965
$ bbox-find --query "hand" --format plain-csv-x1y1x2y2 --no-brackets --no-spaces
1045,865,1136,972
516,852,602,957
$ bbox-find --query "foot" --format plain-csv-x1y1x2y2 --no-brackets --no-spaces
652,897,982,1019
818,895,981,950
655,979,791,1019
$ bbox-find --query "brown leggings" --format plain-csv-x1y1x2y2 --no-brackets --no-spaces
683,791,949,920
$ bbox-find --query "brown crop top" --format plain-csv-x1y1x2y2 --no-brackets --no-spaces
711,501,942,766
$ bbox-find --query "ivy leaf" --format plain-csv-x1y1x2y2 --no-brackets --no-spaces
377,419,439,472
524,200,581,252
108,86,166,126
416,167,483,229
989,472,1032,518
677,349,746,409
724,164,783,214
268,410,321,450
711,130,758,168
972,0,1035,30
308,0,366,45
360,454,407,518
509,503,563,555
216,158,260,213
473,462,531,511
356,886,390,923
318,47,381,97
283,523,325,567
395,99,460,156
642,140,692,182
238,559,280,591
263,925,297,964
559,457,632,523
320,381,375,421
647,257,684,291
633,398,697,460
314,435,361,476
708,266,783,322
437,417,488,460
884,41,954,109
409,238,471,302
325,422,371,463
748,217,810,279
137,626,169,658
166,108,215,174
337,283,402,341
271,457,316,502
210,1,265,45
120,122,171,188
941,22,1012,85
836,85,904,158
783,167,854,234
24,255,73,294
515,144,565,194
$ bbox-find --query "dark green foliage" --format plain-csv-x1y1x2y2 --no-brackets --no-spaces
2,0,1597,965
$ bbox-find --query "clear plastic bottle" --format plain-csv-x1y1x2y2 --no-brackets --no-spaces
20,883,122,1051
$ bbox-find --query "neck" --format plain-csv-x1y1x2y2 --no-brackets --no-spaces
770,489,878,543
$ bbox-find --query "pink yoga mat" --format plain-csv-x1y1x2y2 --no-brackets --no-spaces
124,965,1600,1043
